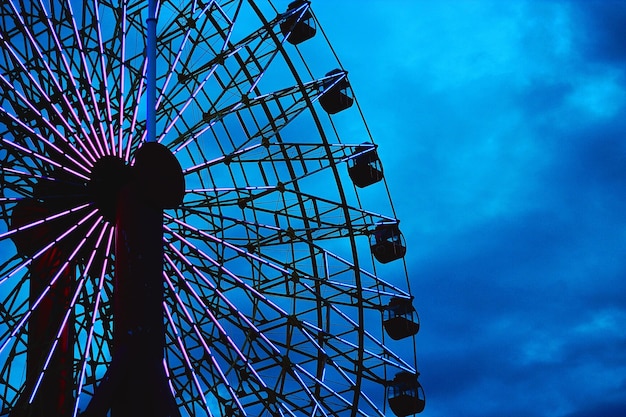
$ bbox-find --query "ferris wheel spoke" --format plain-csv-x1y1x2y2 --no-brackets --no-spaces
290,362,374,417
72,224,114,417
0,202,92,246
163,243,311,415
164,211,398,415
162,303,217,417
0,211,101,364
0,151,91,196
170,72,344,155
0,106,94,175
0,254,30,341
1,138,90,182
162,263,254,416
165,209,407,311
1,1,108,158
0,71,99,167
183,141,370,188
0,167,86,199
27,270,88,407
36,0,111,155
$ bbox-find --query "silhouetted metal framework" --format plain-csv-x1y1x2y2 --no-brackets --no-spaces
0,1,424,416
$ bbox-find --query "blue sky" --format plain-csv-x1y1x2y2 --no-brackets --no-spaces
1,1,624,416
314,1,626,416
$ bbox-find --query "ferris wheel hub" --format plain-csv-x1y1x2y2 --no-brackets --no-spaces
88,156,132,222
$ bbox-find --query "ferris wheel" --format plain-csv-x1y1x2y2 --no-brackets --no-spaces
0,1,425,416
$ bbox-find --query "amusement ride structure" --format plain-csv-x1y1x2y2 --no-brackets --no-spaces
0,0,425,415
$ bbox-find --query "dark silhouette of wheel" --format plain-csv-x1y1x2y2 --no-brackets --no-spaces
0,1,423,416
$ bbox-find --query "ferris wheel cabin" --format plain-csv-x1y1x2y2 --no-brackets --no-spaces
280,1,316,45
370,223,407,264
384,297,420,341
388,372,426,416
347,145,384,187
319,69,354,114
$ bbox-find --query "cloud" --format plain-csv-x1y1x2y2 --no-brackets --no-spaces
571,0,626,66
314,1,626,416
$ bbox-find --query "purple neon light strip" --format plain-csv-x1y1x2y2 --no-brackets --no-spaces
164,213,289,277
284,363,332,417
4,1,105,159
0,106,93,174
0,77,96,169
73,225,114,417
0,197,23,203
163,303,214,416
32,0,108,156
28,219,108,405
56,0,111,155
1,167,53,183
116,2,129,158
0,202,92,245
184,185,276,194
291,362,357,415
162,253,253,411
161,358,179,411
2,138,90,181
0,209,100,358
0,40,99,165
154,1,218,146
163,223,288,320
162,234,283,361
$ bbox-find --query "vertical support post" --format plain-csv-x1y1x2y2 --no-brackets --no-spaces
26,249,74,417
9,201,74,417
80,143,183,417
112,184,177,417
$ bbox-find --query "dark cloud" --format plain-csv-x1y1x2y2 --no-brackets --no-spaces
316,1,626,416
573,0,626,65
564,401,626,417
